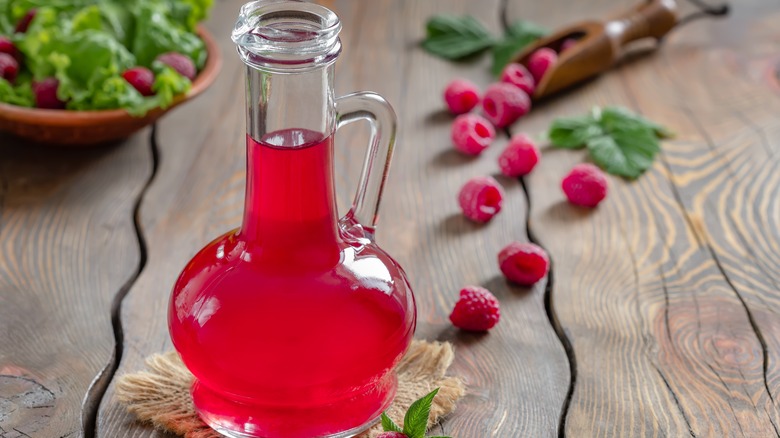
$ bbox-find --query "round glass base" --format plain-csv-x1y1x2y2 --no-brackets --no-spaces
191,373,396,438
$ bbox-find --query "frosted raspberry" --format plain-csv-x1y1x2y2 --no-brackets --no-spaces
560,38,579,53
458,176,504,223
443,78,480,114
527,47,558,83
498,242,549,286
449,286,501,331
33,78,66,109
500,63,535,96
451,113,495,155
122,67,155,96
0,53,19,83
376,433,407,438
498,133,540,177
562,163,608,207
156,52,196,80
482,83,531,128
15,9,36,33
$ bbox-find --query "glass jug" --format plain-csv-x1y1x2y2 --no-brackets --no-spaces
167,1,417,437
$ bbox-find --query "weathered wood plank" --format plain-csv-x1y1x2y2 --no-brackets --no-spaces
355,1,569,435
0,132,151,437
508,0,780,435
98,1,569,436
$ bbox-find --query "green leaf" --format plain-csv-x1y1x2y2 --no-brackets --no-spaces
422,15,495,60
550,106,668,178
0,77,34,107
403,388,439,438
71,5,103,33
600,106,673,139
548,114,602,149
132,2,207,68
381,412,403,433
490,20,547,76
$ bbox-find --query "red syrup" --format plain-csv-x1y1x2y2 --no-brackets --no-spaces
169,128,416,438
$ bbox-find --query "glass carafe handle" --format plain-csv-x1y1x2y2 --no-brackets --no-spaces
336,92,398,240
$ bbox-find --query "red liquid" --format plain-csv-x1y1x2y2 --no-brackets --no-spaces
169,129,416,438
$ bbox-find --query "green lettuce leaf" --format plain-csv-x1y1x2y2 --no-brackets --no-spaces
132,1,206,68
1,0,212,115
0,76,34,106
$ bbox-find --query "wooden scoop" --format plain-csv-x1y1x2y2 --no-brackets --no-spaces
512,0,678,99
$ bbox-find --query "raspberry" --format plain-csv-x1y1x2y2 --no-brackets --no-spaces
562,163,608,207
376,433,407,438
15,9,36,34
481,82,531,128
527,47,558,84
156,52,196,80
498,133,540,177
0,53,19,83
458,176,504,223
451,113,495,156
500,63,535,96
443,78,480,114
33,78,66,109
449,286,501,331
560,38,579,53
122,67,155,96
498,242,549,286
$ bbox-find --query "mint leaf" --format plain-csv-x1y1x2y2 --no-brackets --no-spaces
422,15,495,60
548,115,602,149
381,412,403,433
403,388,439,438
491,20,547,76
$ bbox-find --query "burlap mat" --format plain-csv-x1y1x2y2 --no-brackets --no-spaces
116,340,465,438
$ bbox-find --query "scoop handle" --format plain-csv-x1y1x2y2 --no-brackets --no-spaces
608,0,678,46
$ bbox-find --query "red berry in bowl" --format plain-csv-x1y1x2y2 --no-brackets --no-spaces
122,67,155,96
560,38,579,53
458,176,504,223
481,82,531,128
0,37,20,62
498,133,540,177
451,113,495,156
15,9,36,34
500,63,535,96
443,78,480,114
0,53,19,83
450,286,501,332
156,52,196,80
528,47,558,84
33,78,67,109
562,163,608,207
498,242,549,286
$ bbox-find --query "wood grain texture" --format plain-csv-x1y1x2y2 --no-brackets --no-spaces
508,0,780,435
0,132,151,437
97,1,569,436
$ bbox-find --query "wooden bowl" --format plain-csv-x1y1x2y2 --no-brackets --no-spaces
0,26,222,147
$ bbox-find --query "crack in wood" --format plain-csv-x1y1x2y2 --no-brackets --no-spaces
82,127,161,437
650,362,696,437
519,178,575,438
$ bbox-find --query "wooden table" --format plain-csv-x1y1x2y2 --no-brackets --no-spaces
2,0,779,436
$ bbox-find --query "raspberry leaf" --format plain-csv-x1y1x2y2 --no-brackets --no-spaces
549,106,670,179
423,15,495,60
381,412,403,433
548,115,601,148
403,388,439,438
